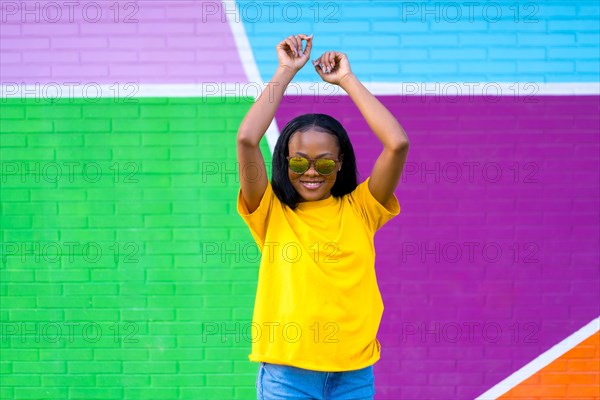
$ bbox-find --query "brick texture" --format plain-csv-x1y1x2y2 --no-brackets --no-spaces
1,97,268,399
237,0,600,82
275,95,600,399
1,0,599,399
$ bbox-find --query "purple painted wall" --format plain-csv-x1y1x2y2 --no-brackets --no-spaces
275,95,600,399
0,0,245,83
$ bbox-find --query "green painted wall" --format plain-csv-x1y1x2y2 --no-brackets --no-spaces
0,97,271,399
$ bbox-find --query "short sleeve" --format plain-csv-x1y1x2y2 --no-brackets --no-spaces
348,176,400,232
236,180,274,249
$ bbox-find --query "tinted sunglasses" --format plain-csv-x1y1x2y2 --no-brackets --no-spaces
286,156,340,176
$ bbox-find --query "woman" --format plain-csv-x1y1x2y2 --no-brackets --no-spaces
236,33,410,399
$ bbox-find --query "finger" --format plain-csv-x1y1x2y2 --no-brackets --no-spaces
288,35,297,56
327,51,335,72
285,37,297,56
316,53,326,73
313,58,325,75
276,38,288,50
312,55,321,68
336,52,347,67
320,52,327,72
298,33,313,42
323,52,333,73
334,52,342,70
318,59,327,74
314,53,330,72
329,52,336,73
302,34,313,56
313,62,324,78
292,36,301,56
292,35,302,56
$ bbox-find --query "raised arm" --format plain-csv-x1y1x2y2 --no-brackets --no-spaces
237,34,313,213
313,52,410,206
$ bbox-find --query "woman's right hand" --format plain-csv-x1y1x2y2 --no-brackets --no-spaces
276,34,313,73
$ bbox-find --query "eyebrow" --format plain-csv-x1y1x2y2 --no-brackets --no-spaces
294,151,334,157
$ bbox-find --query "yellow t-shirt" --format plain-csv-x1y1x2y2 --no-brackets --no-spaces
236,176,400,371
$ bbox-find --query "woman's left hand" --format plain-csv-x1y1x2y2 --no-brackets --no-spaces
312,51,354,86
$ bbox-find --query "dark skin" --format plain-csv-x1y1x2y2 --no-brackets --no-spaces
287,129,342,202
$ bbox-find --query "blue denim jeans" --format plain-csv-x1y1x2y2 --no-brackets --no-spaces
256,362,375,400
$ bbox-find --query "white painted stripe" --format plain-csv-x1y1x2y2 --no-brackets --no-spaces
292,82,600,96
223,2,261,94
2,82,598,100
476,316,600,400
224,0,278,154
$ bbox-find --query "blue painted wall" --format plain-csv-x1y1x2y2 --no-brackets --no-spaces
237,0,600,82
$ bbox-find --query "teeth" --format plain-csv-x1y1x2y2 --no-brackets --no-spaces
301,181,323,188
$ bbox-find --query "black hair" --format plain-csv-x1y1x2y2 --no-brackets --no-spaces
272,113,358,210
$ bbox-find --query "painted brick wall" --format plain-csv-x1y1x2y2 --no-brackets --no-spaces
274,94,600,399
0,0,246,83
237,0,600,82
0,97,271,399
502,331,600,398
1,1,599,399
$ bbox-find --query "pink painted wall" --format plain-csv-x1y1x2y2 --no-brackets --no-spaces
0,0,246,83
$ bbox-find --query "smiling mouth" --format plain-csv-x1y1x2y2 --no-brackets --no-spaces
300,181,324,189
